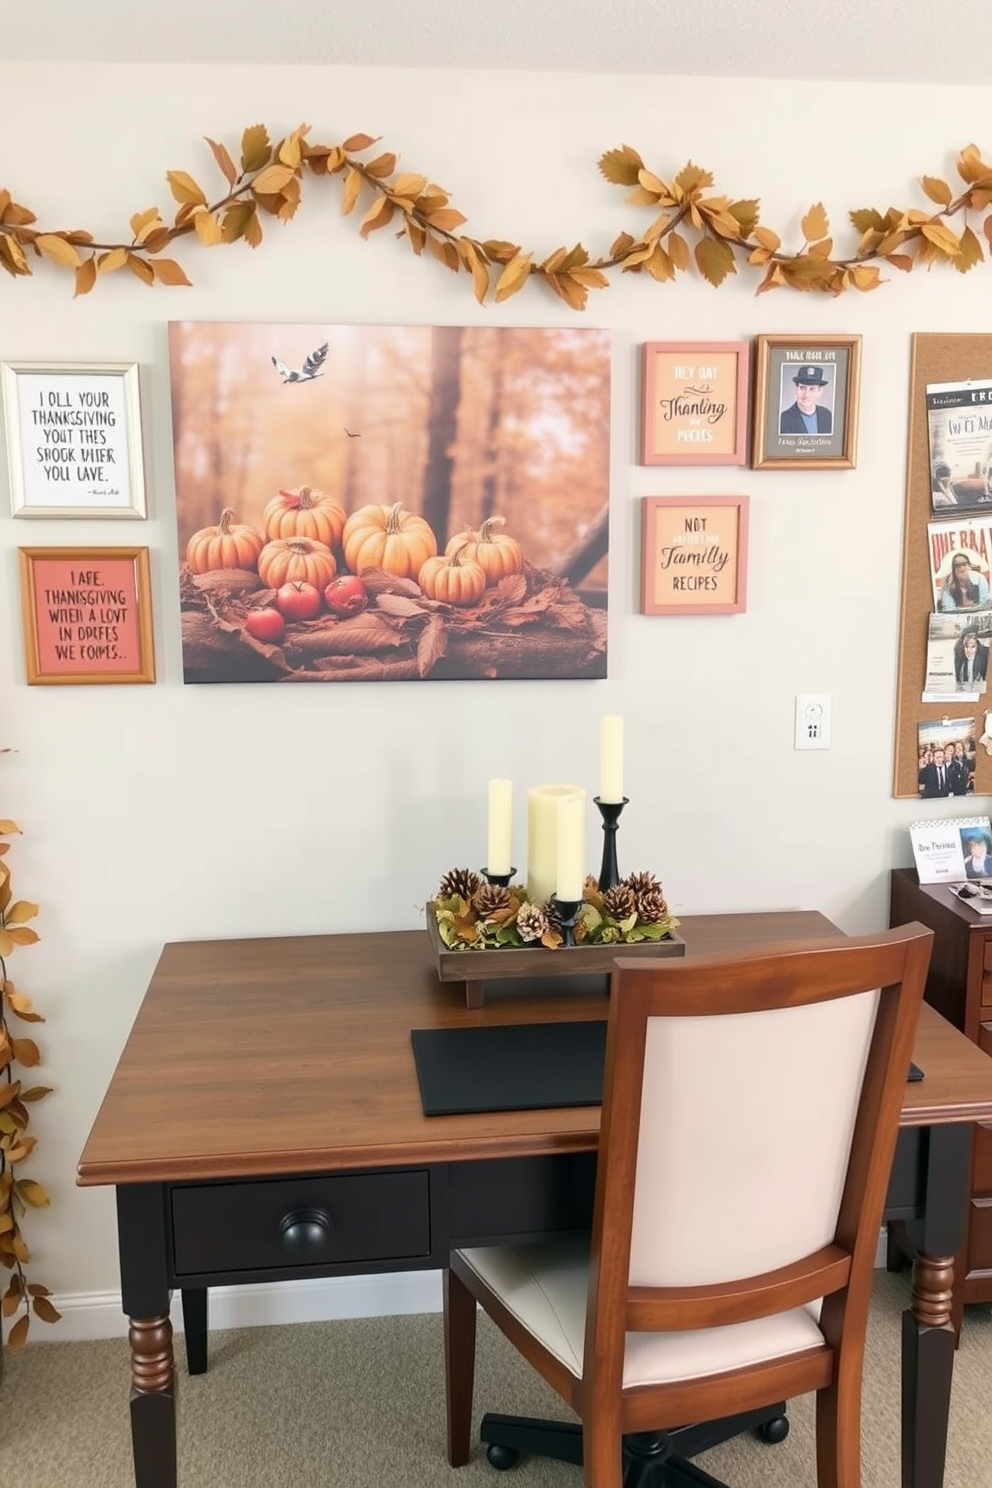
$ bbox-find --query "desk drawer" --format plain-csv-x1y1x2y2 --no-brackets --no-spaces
171,1170,430,1277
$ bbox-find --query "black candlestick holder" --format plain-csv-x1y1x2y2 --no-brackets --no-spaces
482,866,516,888
550,895,584,947
594,796,629,893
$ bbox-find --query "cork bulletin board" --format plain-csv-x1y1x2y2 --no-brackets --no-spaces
894,334,992,797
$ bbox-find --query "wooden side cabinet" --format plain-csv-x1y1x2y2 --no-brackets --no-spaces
891,866,992,1306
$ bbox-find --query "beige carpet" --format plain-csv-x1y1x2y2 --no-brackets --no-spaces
2,1270,992,1487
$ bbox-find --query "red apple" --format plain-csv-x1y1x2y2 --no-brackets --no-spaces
244,607,286,643
324,574,368,616
275,582,322,622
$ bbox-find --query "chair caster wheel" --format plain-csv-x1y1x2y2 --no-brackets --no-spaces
758,1415,789,1444
487,1442,521,1470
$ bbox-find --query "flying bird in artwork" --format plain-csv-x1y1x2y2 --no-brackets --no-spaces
271,342,329,383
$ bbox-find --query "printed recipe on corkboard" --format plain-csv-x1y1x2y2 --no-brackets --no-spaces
18,546,155,685
640,496,749,616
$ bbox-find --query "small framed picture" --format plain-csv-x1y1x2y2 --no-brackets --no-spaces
640,341,749,465
751,334,861,470
2,361,147,518
640,496,749,616
18,546,156,685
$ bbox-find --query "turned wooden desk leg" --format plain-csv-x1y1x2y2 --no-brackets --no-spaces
900,1124,970,1488
118,1185,177,1488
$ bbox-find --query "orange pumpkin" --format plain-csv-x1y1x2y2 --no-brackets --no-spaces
342,502,436,579
418,546,487,607
445,515,523,586
186,508,264,574
262,485,346,548
257,536,337,592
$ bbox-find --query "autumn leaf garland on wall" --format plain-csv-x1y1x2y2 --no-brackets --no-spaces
0,125,991,304
0,820,57,1351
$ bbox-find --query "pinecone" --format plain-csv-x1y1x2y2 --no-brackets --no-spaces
636,886,669,924
471,883,512,918
602,883,637,922
624,870,662,901
516,902,549,943
437,867,482,902
542,897,562,931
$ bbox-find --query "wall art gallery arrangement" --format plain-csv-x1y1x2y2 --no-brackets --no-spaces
168,322,611,684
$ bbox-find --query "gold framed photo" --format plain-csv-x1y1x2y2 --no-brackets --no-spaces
751,334,861,470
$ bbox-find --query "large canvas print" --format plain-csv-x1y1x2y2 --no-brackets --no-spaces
168,323,611,683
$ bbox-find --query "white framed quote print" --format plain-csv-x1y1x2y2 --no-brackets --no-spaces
2,361,147,518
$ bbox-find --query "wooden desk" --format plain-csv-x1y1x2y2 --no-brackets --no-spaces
78,911,992,1488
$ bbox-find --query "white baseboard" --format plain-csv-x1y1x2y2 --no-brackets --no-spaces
31,1232,892,1345
40,1270,444,1344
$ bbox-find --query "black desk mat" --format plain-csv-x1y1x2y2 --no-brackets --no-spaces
411,1020,607,1116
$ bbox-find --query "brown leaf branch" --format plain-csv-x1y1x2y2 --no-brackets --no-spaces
4,126,987,305
0,820,57,1351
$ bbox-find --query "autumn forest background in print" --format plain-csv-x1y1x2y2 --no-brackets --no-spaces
168,323,611,683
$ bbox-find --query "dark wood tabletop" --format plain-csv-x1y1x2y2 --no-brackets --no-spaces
77,912,992,1188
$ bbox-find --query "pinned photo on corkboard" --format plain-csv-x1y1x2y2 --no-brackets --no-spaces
18,546,155,685
168,323,611,684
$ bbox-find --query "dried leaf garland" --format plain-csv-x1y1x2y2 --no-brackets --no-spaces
0,820,57,1351
0,126,991,304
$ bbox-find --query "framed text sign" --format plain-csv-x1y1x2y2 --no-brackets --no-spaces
640,341,749,465
18,546,155,685
2,361,147,518
640,496,749,616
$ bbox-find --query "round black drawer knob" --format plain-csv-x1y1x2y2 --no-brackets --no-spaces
279,1207,332,1255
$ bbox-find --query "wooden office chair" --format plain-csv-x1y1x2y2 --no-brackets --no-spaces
443,923,933,1487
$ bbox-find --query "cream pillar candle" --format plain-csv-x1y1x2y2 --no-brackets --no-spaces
527,784,586,905
555,794,586,902
599,715,624,803
486,778,513,876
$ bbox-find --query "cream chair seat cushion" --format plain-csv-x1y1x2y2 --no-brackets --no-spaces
456,1241,824,1391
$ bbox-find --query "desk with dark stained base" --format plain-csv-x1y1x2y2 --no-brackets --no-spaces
77,912,992,1488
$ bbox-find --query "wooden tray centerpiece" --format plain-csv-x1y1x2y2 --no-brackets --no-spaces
427,867,684,1008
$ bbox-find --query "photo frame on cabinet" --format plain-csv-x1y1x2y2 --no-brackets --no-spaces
2,361,147,518
18,546,156,685
640,341,749,465
751,334,861,470
640,496,749,616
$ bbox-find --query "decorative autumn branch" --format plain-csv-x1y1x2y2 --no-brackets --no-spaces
0,820,57,1350
1,124,991,306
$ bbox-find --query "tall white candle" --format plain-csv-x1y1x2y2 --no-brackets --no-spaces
487,778,513,876
555,794,586,902
599,715,624,803
527,784,586,905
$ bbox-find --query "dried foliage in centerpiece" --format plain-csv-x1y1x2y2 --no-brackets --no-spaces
430,868,679,952
2,122,991,303
0,819,58,1351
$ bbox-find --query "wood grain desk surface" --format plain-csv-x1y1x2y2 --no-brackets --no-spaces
77,911,992,1188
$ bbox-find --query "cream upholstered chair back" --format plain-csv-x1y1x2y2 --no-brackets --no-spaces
628,989,880,1287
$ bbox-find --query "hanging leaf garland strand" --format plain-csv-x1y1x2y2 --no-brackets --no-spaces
0,125,991,305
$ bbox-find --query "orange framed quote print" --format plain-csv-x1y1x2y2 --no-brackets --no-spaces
640,341,749,465
18,546,155,685
640,496,749,616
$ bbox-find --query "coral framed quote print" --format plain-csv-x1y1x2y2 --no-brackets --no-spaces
18,546,155,685
751,333,861,470
1,361,147,518
640,496,749,616
640,341,749,465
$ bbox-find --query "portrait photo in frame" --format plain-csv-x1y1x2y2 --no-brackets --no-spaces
640,495,749,616
640,341,749,465
751,334,861,470
2,361,147,518
18,546,155,685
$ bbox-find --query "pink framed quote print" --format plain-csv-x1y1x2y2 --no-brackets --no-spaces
640,341,749,466
640,496,749,616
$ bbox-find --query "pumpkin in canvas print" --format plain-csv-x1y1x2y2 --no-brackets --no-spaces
444,515,523,586
186,508,265,574
257,536,338,591
418,546,487,607
262,485,346,548
342,502,437,579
